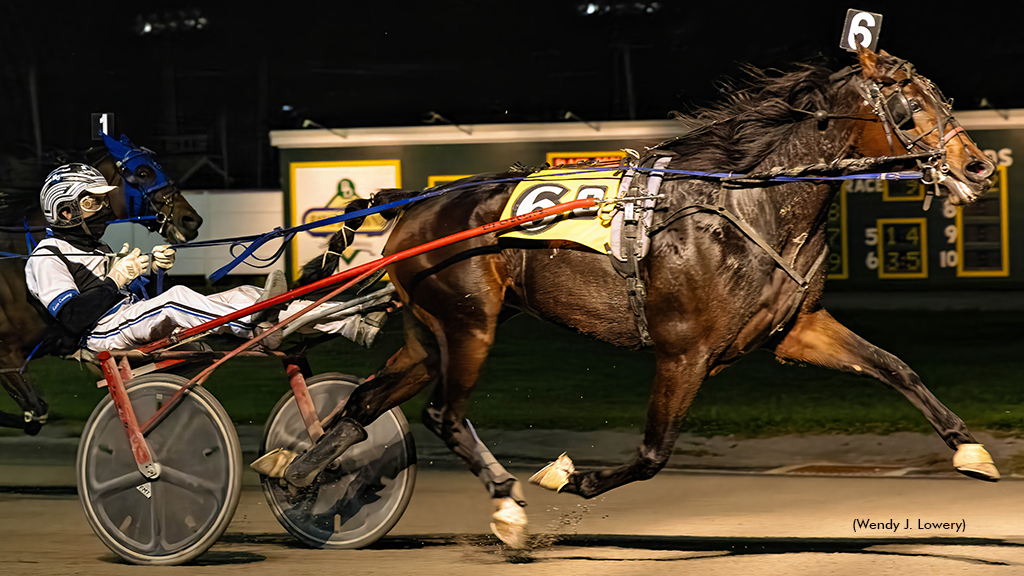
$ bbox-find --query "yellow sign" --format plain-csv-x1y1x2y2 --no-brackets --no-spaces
499,167,622,253
289,160,401,280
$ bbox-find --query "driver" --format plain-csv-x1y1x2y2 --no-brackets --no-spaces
25,163,386,353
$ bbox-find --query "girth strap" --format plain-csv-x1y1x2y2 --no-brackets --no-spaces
611,153,673,346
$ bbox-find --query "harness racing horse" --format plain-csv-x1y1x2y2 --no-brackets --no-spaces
284,47,997,547
0,135,202,434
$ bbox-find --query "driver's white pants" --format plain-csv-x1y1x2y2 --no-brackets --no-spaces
84,285,361,352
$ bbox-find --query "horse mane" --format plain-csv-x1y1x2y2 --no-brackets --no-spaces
0,156,47,225
660,63,844,173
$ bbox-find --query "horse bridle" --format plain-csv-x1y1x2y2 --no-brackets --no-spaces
102,133,181,238
850,58,982,189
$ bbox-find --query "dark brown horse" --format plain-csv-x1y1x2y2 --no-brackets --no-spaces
281,47,996,547
0,145,202,434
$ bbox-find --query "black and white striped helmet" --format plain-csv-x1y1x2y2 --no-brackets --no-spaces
40,164,117,228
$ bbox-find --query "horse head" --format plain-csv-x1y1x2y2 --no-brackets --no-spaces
89,134,204,242
852,47,994,205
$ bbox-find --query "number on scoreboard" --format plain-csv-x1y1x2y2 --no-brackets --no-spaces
877,218,928,279
826,189,848,279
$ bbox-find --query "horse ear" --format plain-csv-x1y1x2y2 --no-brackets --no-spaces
856,45,880,78
83,146,108,166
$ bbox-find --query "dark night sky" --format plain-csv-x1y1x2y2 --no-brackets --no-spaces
1,1,1021,188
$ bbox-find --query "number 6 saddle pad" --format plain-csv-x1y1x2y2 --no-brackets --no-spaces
498,167,626,254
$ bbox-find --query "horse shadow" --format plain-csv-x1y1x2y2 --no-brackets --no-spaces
201,532,1024,567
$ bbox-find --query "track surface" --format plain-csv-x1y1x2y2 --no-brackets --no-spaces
2,466,1023,575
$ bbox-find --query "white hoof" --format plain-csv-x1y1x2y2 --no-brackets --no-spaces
250,448,298,478
490,498,528,548
529,452,575,492
953,443,1000,482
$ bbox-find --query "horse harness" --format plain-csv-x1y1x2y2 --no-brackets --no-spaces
607,150,828,347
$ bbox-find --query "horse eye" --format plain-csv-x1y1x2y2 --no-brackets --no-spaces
134,165,154,183
909,100,924,113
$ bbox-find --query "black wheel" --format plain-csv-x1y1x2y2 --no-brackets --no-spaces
76,374,242,565
260,372,416,548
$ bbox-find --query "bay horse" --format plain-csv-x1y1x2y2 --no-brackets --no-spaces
281,47,997,547
0,136,202,434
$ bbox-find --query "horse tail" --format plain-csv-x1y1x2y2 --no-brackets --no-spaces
296,198,370,286
369,188,424,220
295,188,428,286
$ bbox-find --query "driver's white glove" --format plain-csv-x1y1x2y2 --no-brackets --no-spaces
108,245,150,288
152,245,176,271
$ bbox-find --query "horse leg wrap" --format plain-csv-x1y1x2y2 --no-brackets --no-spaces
462,419,526,506
953,443,1000,482
284,417,367,488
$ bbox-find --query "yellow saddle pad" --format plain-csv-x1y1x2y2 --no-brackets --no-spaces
499,167,624,253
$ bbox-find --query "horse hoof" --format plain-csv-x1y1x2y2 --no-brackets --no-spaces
529,452,574,492
953,443,1000,482
250,448,297,478
490,498,528,548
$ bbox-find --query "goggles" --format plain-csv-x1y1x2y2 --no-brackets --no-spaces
79,193,109,214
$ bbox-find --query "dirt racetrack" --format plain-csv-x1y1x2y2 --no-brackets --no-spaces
3,464,1024,576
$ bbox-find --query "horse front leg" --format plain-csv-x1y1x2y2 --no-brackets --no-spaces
771,307,998,481
532,349,708,499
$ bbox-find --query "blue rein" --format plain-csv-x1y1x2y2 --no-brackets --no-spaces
192,164,924,281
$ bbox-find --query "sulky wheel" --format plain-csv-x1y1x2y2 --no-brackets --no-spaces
76,374,242,565
260,372,416,549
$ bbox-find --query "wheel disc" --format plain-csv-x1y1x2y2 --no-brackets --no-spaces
76,376,241,565
260,373,416,548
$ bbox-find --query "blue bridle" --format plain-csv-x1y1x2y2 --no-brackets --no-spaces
101,132,174,227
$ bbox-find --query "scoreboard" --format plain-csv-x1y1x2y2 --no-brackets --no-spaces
826,165,1010,287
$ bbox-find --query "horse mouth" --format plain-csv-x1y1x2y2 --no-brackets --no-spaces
941,173,989,206
941,158,996,206
167,227,191,244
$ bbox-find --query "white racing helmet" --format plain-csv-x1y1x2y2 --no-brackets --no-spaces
40,163,118,228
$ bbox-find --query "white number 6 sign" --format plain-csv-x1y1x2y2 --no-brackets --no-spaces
840,9,883,52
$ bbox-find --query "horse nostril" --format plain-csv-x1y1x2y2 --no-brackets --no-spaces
964,159,994,183
183,214,204,231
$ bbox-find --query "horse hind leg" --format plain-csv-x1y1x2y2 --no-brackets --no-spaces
258,310,441,483
421,383,528,547
771,307,998,481
416,299,530,547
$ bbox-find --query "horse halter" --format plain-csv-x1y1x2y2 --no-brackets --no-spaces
101,132,180,237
